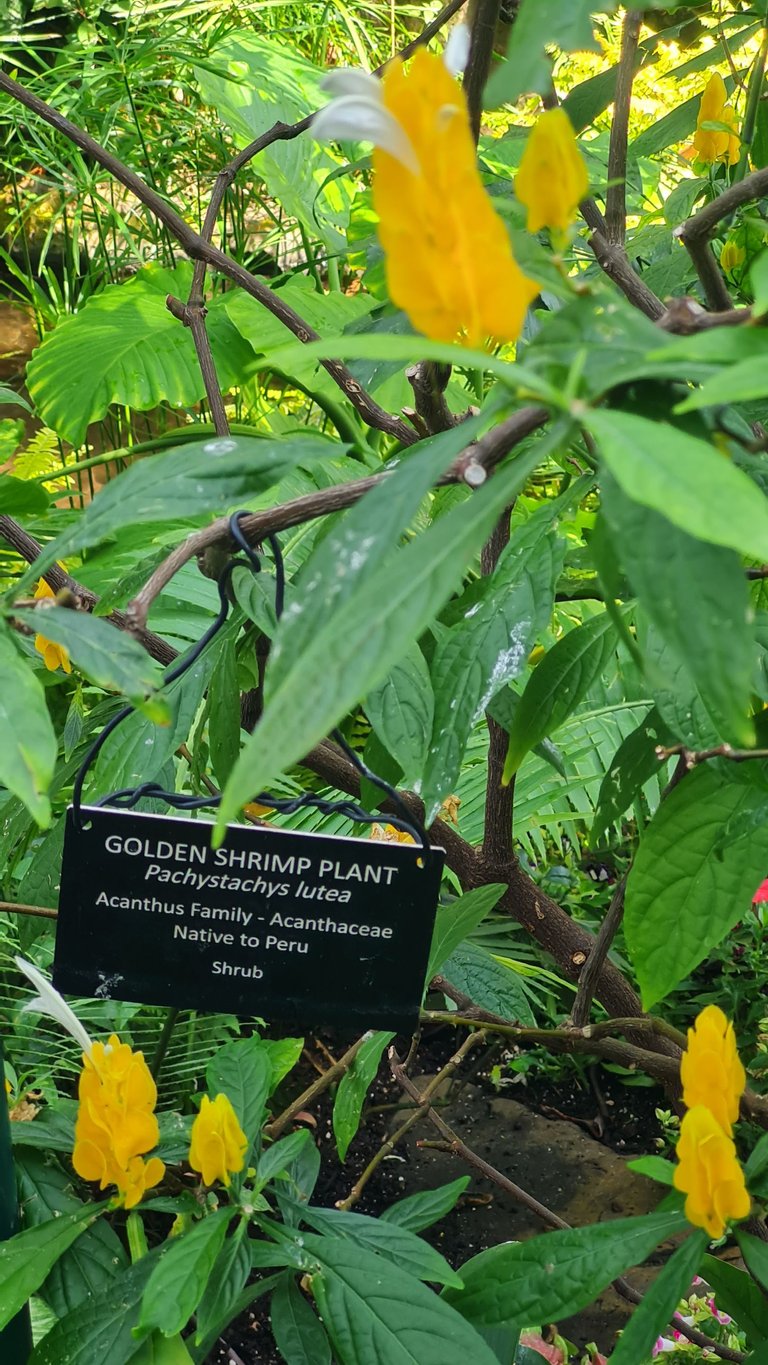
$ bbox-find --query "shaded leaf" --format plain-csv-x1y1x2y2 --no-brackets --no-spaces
0,624,57,826
333,1031,394,1162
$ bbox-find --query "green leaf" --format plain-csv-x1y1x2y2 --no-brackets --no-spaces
217,443,542,832
601,476,755,746
29,1250,161,1365
501,611,617,780
14,608,166,716
586,408,768,560
675,355,768,411
610,1231,707,1365
440,943,536,1026
16,432,337,592
26,263,257,447
0,624,57,825
207,635,241,786
625,765,768,1008
271,1274,332,1365
258,1131,313,1188
131,1334,195,1363
625,1156,676,1186
640,619,721,750
486,0,599,106
442,1211,686,1327
16,1150,128,1317
751,252,768,319
195,35,354,247
365,646,434,788
307,1237,499,1365
380,1178,470,1234
422,508,565,821
702,1254,768,1348
136,1209,233,1339
193,1220,249,1346
737,1231,768,1294
746,1131,768,1193
0,385,32,412
0,473,48,515
300,1208,463,1288
206,1037,272,1156
333,1031,394,1162
0,1205,105,1332
261,1036,304,1094
591,707,670,848
426,884,507,984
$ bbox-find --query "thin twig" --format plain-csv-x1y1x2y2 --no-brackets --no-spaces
337,1032,486,1210
605,11,642,245
265,1032,370,1140
480,508,515,861
464,0,502,143
678,166,768,312
569,878,626,1029
657,742,768,766
0,900,57,920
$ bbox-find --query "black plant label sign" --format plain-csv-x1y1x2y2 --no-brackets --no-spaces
54,807,444,1032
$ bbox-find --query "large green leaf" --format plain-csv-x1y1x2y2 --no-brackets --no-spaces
586,408,768,559
501,611,617,779
16,1150,128,1318
640,619,721,750
611,1231,707,1365
380,1178,470,1234
702,1254,768,1349
601,476,755,746
195,33,354,247
440,943,536,1025
29,1248,161,1365
206,1037,272,1158
442,1211,686,1326
0,624,57,825
17,432,337,592
271,1274,333,1365
225,279,375,398
333,1031,394,1162
26,264,257,446
675,355,768,413
591,707,670,847
625,765,768,1008
0,1205,106,1332
426,884,507,984
300,1208,462,1288
13,608,166,716
307,1237,499,1365
136,1209,234,1339
365,646,434,789
422,506,565,821
217,443,542,830
0,473,48,515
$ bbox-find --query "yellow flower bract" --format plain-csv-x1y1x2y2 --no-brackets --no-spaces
674,1105,750,1239
515,108,589,240
694,73,740,166
373,49,538,348
33,578,72,674
189,1092,247,1187
73,1035,165,1210
680,1002,745,1134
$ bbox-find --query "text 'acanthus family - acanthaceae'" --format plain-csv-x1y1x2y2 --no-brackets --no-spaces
16,958,165,1209
673,1005,750,1240
313,29,539,348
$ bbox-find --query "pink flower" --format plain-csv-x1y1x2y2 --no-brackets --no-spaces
753,878,768,903
653,1338,676,1356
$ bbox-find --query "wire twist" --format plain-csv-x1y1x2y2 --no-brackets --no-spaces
71,512,430,855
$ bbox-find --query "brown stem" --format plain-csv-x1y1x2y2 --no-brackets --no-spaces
588,228,665,320
605,11,642,246
337,1031,487,1210
464,0,502,144
480,508,514,862
126,405,550,630
405,363,459,435
657,742,768,766
569,877,626,1029
0,901,57,920
166,294,229,437
677,166,768,313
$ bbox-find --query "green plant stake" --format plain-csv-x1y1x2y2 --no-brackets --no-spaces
0,1040,32,1363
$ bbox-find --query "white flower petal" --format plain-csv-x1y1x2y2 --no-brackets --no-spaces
312,96,420,174
15,956,93,1057
437,103,462,130
444,23,471,76
321,68,382,100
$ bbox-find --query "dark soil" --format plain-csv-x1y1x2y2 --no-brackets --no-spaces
210,1026,668,1364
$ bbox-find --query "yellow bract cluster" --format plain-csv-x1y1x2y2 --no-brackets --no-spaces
33,579,71,674
694,73,740,166
188,1092,247,1187
673,1005,750,1239
73,1035,165,1210
374,50,539,348
515,109,589,242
